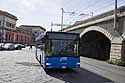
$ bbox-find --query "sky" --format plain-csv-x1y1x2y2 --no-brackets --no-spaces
0,0,125,31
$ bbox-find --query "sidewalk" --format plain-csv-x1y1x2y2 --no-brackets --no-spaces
0,48,64,83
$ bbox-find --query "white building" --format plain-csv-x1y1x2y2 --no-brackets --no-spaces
18,25,46,34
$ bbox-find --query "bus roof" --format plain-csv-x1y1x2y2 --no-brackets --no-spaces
46,31,79,35
35,31,79,41
46,31,79,40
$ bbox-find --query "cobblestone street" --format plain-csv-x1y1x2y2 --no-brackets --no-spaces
0,47,64,83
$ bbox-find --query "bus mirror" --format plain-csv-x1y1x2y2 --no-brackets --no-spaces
37,45,45,50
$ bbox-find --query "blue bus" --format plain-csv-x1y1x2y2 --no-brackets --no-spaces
35,32,80,69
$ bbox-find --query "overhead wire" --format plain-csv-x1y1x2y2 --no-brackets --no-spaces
76,0,124,15
93,2,114,13
65,0,112,24
83,0,112,14
65,0,103,24
93,0,125,14
64,0,125,26
63,0,91,24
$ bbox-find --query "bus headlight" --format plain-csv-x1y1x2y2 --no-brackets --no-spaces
76,62,80,65
46,63,51,65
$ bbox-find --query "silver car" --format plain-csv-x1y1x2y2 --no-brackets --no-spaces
3,43,15,50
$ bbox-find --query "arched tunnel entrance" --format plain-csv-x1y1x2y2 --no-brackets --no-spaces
80,31,111,61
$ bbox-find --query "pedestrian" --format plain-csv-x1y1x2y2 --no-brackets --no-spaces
30,45,32,50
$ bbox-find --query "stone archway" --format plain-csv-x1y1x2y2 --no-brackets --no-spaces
80,26,124,62
80,26,113,41
80,26,112,60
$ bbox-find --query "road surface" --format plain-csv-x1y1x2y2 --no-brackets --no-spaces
0,47,125,83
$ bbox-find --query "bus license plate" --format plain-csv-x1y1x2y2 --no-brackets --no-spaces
62,66,66,68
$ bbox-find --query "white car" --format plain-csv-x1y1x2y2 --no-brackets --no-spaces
3,43,15,50
0,43,5,50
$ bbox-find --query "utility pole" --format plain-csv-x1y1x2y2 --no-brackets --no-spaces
61,8,64,31
91,12,94,17
114,0,117,30
51,8,74,32
60,8,75,31
51,22,53,32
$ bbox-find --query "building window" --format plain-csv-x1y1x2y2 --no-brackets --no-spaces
25,36,27,43
0,20,1,25
6,33,11,41
12,24,15,28
6,34,8,40
9,23,12,28
6,22,14,28
16,35,18,41
8,34,10,40
0,32,2,38
6,22,10,27
21,35,23,42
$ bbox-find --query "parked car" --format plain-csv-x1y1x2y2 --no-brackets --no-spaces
0,43,5,50
14,44,22,50
3,43,15,50
24,44,30,46
20,44,25,48
36,45,45,50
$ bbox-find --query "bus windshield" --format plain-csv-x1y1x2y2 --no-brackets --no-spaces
50,39,78,56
